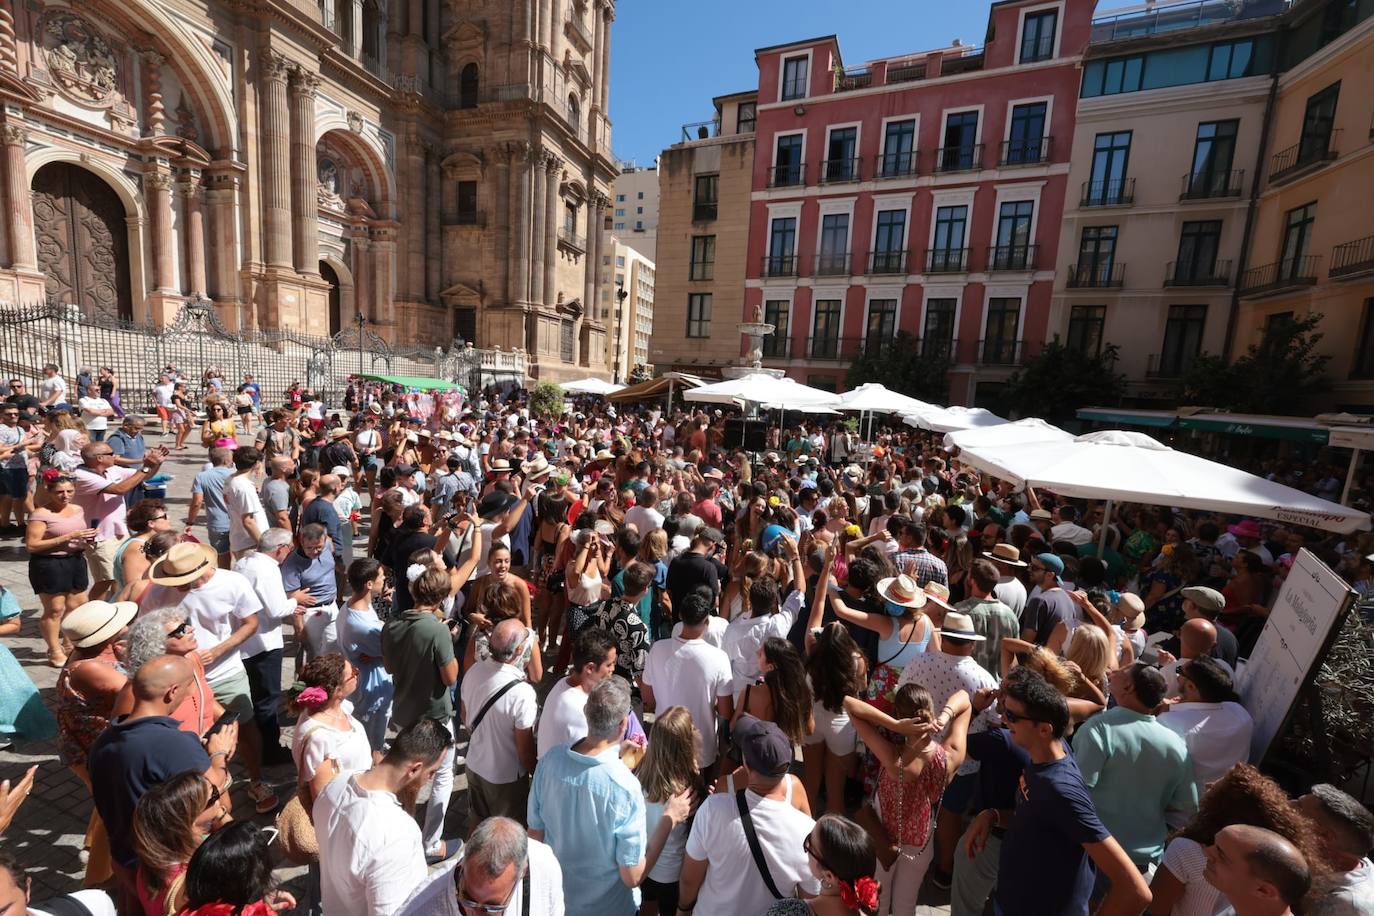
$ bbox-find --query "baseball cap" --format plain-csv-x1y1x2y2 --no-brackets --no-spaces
1034,552,1064,577
733,715,791,777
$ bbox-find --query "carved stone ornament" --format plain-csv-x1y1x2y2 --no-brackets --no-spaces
347,110,364,134
39,11,120,108
317,156,344,209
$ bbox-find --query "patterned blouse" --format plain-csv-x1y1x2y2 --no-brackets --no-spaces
590,598,650,684
877,742,947,848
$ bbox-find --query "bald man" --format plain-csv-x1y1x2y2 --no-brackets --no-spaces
1158,617,1221,697
1203,824,1311,916
88,655,237,898
1295,784,1374,913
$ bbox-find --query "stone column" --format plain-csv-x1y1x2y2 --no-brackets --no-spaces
289,67,320,276
529,150,547,307
426,150,440,301
0,2,19,75
598,6,612,110
591,5,603,107
542,154,561,310
537,0,550,50
352,229,371,320
146,171,176,293
2,125,34,270
179,175,207,296
493,154,510,304
260,49,294,269
204,168,240,308
400,128,426,302
142,51,165,137
584,192,605,322
508,142,530,306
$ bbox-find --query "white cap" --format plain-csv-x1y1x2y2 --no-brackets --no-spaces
330,465,352,478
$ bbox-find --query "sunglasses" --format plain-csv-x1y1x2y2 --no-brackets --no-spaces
1001,706,1045,726
168,620,193,639
204,773,233,810
802,833,834,874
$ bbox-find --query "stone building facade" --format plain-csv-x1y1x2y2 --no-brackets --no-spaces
0,0,616,382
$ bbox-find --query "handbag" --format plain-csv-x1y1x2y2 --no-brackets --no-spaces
274,785,319,865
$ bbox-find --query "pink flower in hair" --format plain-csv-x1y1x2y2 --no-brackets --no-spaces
296,686,329,708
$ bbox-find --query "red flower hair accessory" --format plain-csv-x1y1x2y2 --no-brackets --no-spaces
839,876,880,912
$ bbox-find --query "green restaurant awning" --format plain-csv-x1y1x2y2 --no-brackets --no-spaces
1076,408,1179,428
1174,414,1330,444
356,373,466,391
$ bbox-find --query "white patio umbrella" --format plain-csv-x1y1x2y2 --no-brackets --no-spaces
685,373,841,410
959,429,1370,536
905,406,1008,433
837,383,941,441
943,417,1073,453
561,377,624,395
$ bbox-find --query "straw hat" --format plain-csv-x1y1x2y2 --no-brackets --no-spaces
923,582,954,610
522,454,553,480
489,458,513,473
329,427,351,439
148,542,221,587
877,575,928,609
61,600,138,649
1030,508,1053,522
940,612,987,642
983,543,1026,567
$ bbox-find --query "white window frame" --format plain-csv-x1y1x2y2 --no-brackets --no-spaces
867,192,915,275
925,187,978,260
1014,1,1066,65
815,197,857,266
822,121,864,178
771,129,808,184
778,49,815,103
878,114,921,161
920,285,965,348
938,104,985,152
1002,95,1056,159
863,288,905,338
761,293,796,347
992,181,1046,257
981,284,1030,345
809,288,848,342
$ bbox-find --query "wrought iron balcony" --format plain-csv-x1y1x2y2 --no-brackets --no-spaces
1081,178,1135,207
768,163,806,188
820,157,861,184
761,254,799,278
978,338,1024,366
692,202,718,222
987,244,1038,272
1270,129,1341,185
1146,351,1198,379
1331,236,1374,279
807,336,897,361
814,252,852,277
868,251,908,275
761,335,794,359
886,60,927,84
924,248,970,273
1067,261,1126,288
1000,136,1052,166
833,66,873,92
935,143,983,173
1238,255,1321,297
1180,169,1245,200
919,336,958,360
1165,259,1232,286
875,150,918,179
557,227,585,252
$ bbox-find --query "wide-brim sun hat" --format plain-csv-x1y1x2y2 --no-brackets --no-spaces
983,543,1026,567
940,611,987,642
62,600,139,649
877,574,928,609
148,541,221,587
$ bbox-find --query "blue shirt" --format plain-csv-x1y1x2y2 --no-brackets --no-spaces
191,466,234,532
996,753,1109,916
106,429,146,463
300,497,344,561
528,743,646,916
281,547,338,604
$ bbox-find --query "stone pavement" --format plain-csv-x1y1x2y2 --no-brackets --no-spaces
0,440,951,914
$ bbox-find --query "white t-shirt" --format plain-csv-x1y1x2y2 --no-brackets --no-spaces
293,705,374,782
397,838,565,916
152,382,174,408
140,569,263,684
721,589,804,694
1310,858,1374,916
536,676,588,760
645,794,690,884
234,551,299,656
670,616,727,650
624,505,665,536
684,783,817,916
994,576,1028,618
1050,522,1094,546
459,659,537,783
315,774,428,916
1159,836,1225,916
471,523,511,579
30,890,118,916
225,473,270,552
79,396,112,431
1158,701,1254,801
39,374,67,405
641,636,733,766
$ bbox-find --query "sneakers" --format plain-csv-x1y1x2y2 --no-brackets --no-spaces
246,781,279,814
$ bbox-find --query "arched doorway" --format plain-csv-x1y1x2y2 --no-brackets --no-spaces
31,163,133,321
320,261,342,336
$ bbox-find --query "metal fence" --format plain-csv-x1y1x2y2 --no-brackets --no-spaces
0,299,529,412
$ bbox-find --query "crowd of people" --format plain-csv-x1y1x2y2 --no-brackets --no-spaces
0,363,1370,916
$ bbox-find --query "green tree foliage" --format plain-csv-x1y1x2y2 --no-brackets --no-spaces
845,331,950,404
1179,312,1330,415
528,381,565,419
1001,339,1126,422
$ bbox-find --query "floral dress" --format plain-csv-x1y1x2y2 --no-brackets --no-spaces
862,617,931,795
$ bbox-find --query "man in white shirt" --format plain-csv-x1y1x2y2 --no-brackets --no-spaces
679,716,816,915
37,364,67,409
141,542,279,812
77,383,115,442
225,447,268,559
624,486,665,537
399,817,564,916
1159,656,1252,802
640,591,734,780
984,543,1028,618
1049,504,1094,547
459,619,537,835
315,719,454,916
1295,784,1374,916
537,628,616,759
234,528,299,767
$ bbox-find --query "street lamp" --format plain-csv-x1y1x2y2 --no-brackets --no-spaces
355,310,366,381
614,280,628,384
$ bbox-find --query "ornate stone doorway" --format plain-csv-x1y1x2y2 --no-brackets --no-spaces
321,260,342,335
31,162,133,321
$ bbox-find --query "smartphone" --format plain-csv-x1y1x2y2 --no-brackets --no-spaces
204,709,241,739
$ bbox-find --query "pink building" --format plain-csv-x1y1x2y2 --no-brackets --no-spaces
744,0,1094,404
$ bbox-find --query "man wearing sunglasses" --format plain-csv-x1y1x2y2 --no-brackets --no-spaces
73,440,168,600
398,816,562,916
1018,552,1076,647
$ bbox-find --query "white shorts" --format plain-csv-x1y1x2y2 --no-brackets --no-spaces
803,700,856,755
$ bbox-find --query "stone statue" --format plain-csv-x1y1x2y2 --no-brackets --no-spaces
752,302,763,324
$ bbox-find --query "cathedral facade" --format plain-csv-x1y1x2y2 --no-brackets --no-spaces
0,0,616,381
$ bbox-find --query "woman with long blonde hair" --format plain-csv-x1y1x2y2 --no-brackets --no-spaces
636,706,701,916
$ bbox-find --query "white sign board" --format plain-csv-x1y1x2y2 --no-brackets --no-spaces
1238,548,1354,762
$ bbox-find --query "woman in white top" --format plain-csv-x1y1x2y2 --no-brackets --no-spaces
635,706,701,916
1147,763,1326,916
722,535,807,694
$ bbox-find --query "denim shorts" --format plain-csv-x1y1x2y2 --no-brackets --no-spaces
0,466,27,499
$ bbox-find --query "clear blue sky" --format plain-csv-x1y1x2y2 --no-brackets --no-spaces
607,0,1134,166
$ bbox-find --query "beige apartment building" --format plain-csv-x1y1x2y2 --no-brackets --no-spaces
611,162,659,260
1233,8,1374,410
651,90,757,376
1050,1,1283,401
604,236,654,381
